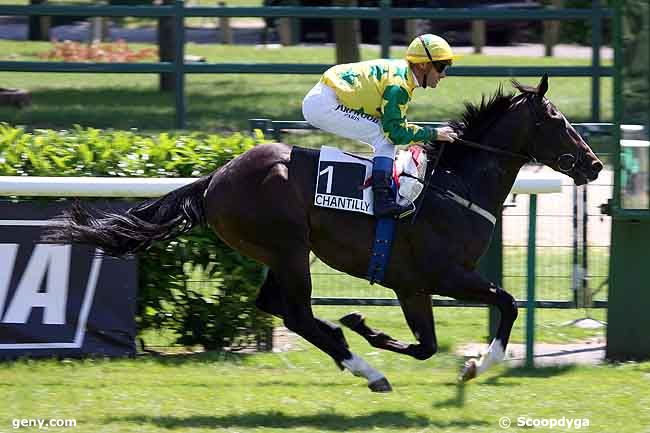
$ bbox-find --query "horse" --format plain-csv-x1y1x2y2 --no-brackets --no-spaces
45,75,603,392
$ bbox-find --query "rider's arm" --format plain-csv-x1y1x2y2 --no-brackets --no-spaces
380,85,437,145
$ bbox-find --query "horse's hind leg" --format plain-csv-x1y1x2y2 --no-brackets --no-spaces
435,265,518,381
256,270,350,365
340,291,437,360
270,253,391,391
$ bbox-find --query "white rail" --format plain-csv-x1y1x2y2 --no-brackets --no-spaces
0,174,562,197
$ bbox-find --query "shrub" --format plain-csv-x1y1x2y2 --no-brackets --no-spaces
555,0,614,45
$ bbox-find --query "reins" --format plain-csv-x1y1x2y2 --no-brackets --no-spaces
409,137,527,225
408,92,582,224
453,138,530,161
410,142,445,224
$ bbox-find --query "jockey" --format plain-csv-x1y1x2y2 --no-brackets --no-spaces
302,34,459,218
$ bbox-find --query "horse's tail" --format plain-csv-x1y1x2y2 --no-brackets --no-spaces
43,173,214,257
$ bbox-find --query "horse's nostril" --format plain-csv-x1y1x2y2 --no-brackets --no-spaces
592,160,604,173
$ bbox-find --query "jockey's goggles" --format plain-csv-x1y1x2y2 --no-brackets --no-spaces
432,60,451,74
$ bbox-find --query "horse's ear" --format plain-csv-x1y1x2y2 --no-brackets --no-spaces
538,74,549,99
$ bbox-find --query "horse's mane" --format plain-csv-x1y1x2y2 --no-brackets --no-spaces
448,80,537,141
430,80,537,168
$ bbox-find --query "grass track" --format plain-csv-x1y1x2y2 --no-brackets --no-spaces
1,334,648,433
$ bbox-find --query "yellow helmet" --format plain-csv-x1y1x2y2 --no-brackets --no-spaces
405,34,458,64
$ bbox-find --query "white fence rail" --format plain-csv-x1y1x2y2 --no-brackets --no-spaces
0,174,562,197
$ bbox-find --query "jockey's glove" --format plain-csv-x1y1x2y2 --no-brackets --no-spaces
435,126,458,143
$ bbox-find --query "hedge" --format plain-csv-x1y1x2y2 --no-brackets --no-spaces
0,123,274,351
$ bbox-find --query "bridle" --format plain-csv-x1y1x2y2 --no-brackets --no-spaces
451,93,581,175
412,92,583,226
523,94,581,173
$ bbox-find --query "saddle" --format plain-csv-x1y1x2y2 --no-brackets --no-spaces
313,146,428,215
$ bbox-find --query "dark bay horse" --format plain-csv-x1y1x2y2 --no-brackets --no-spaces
46,75,602,392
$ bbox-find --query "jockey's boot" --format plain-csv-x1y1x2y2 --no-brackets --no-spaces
371,156,412,219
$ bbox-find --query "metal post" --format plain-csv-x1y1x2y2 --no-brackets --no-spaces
647,4,650,209
218,2,232,44
472,20,485,54
90,2,107,44
379,0,391,59
543,0,561,57
174,0,186,129
591,0,602,122
582,186,589,305
612,0,623,211
478,212,502,341
526,194,537,368
249,118,273,137
572,184,579,306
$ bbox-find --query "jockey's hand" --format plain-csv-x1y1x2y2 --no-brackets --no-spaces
435,126,458,143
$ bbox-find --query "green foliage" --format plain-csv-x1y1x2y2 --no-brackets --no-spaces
0,123,273,350
140,229,272,351
0,123,264,177
556,0,615,45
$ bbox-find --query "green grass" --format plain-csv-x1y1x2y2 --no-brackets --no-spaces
0,283,632,433
0,320,646,433
0,40,613,132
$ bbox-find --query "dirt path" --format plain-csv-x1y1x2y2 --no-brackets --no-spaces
458,337,607,367
275,325,607,367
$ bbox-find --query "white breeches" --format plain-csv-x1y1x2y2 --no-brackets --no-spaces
302,82,396,159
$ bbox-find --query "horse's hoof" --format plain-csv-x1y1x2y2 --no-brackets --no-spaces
340,312,365,330
458,359,477,382
368,377,392,393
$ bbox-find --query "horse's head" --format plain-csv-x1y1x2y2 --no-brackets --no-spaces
514,74,603,185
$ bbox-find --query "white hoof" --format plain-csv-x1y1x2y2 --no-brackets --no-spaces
459,339,505,381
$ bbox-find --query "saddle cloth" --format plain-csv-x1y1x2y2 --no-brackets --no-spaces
314,146,428,216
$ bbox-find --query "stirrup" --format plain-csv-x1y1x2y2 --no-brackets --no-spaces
375,204,414,220
396,203,415,219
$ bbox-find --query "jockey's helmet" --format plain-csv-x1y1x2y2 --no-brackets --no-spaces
405,34,458,64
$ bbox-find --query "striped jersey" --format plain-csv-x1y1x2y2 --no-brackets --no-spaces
320,58,436,145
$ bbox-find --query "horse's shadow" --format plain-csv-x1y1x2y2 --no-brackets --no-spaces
137,350,251,365
481,364,578,386
107,411,489,430
430,364,578,409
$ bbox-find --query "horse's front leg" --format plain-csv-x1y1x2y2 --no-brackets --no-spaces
340,292,437,360
435,265,518,382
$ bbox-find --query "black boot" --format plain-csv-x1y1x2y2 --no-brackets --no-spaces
371,170,412,218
